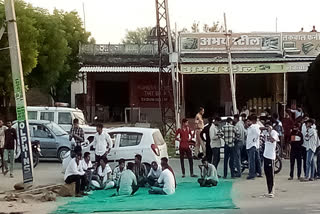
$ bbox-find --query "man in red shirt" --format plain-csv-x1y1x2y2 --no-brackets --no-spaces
175,118,197,178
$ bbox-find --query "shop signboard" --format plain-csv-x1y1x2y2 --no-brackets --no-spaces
180,32,282,53
282,32,320,57
181,62,310,74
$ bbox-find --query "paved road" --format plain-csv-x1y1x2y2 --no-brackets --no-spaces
1,158,320,214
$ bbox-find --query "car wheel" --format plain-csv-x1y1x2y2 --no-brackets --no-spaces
58,147,70,163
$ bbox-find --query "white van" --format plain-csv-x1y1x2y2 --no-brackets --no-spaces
27,106,97,143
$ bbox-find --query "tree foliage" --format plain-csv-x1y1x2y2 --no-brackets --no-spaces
188,21,223,33
0,0,91,104
122,27,152,45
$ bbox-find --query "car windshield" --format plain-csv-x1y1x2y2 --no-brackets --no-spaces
46,122,68,136
73,111,87,125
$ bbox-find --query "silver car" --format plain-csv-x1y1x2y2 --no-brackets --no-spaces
14,120,73,162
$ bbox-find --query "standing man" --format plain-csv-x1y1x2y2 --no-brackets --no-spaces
221,117,240,178
92,123,113,168
200,117,213,162
69,118,84,154
246,115,262,180
234,115,246,177
210,118,222,170
175,119,197,178
198,157,219,187
195,107,205,158
288,123,303,180
3,121,17,178
0,120,7,174
301,119,318,182
261,121,279,198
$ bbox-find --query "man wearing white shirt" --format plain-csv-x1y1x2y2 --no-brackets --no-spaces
301,119,319,182
210,118,222,170
64,153,88,197
92,123,113,168
118,162,138,196
92,157,115,189
198,157,219,187
0,120,7,174
246,115,262,180
148,161,175,195
147,161,162,186
261,122,279,198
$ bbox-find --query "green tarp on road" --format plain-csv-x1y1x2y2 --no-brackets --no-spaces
55,179,236,213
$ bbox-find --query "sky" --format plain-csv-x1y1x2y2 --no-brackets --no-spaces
24,0,320,44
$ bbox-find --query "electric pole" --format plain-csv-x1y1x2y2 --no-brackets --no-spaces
224,13,238,115
5,0,34,184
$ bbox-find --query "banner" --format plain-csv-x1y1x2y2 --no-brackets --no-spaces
181,62,310,74
180,33,281,53
282,32,320,56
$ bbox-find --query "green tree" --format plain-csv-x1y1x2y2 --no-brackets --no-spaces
122,27,152,45
0,0,40,106
203,22,223,32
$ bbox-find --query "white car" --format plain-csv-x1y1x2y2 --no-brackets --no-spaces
27,106,103,144
62,127,168,172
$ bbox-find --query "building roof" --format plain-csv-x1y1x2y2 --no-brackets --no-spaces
180,57,316,64
79,66,169,73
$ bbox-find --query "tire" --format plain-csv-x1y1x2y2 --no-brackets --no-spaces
32,151,39,168
274,155,282,174
57,147,70,163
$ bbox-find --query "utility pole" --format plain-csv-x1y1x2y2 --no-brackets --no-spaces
5,0,33,184
224,13,238,115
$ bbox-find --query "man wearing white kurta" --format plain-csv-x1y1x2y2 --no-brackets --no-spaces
149,162,175,195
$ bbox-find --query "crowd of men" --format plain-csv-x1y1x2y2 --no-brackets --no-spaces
65,119,177,197
175,106,320,198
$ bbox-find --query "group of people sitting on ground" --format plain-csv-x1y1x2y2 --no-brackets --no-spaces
64,152,177,197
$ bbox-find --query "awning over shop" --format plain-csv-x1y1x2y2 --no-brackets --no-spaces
180,62,312,74
79,66,169,73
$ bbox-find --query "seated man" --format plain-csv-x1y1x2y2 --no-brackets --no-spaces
91,157,115,190
148,161,175,195
118,162,139,196
81,152,94,191
133,154,147,187
64,152,88,197
113,158,126,187
198,157,219,187
147,161,162,186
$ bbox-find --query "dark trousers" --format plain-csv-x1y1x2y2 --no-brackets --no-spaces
247,146,262,178
224,145,235,178
65,175,86,194
179,147,193,175
198,178,218,187
212,148,220,169
290,148,302,178
234,142,242,176
206,142,212,163
264,157,274,194
317,151,320,177
301,147,307,176
147,176,158,186
0,148,4,173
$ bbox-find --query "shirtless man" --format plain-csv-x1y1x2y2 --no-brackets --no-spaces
195,107,205,158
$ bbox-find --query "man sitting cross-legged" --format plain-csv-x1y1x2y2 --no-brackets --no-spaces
91,157,115,190
118,162,139,196
148,161,175,195
147,161,162,186
198,157,219,187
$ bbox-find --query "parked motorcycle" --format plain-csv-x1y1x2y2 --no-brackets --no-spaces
31,140,41,168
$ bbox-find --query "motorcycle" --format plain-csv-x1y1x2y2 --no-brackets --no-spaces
241,140,282,175
31,140,41,168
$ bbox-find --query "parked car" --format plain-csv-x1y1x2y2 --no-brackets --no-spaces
27,106,102,144
62,127,168,172
13,120,74,162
